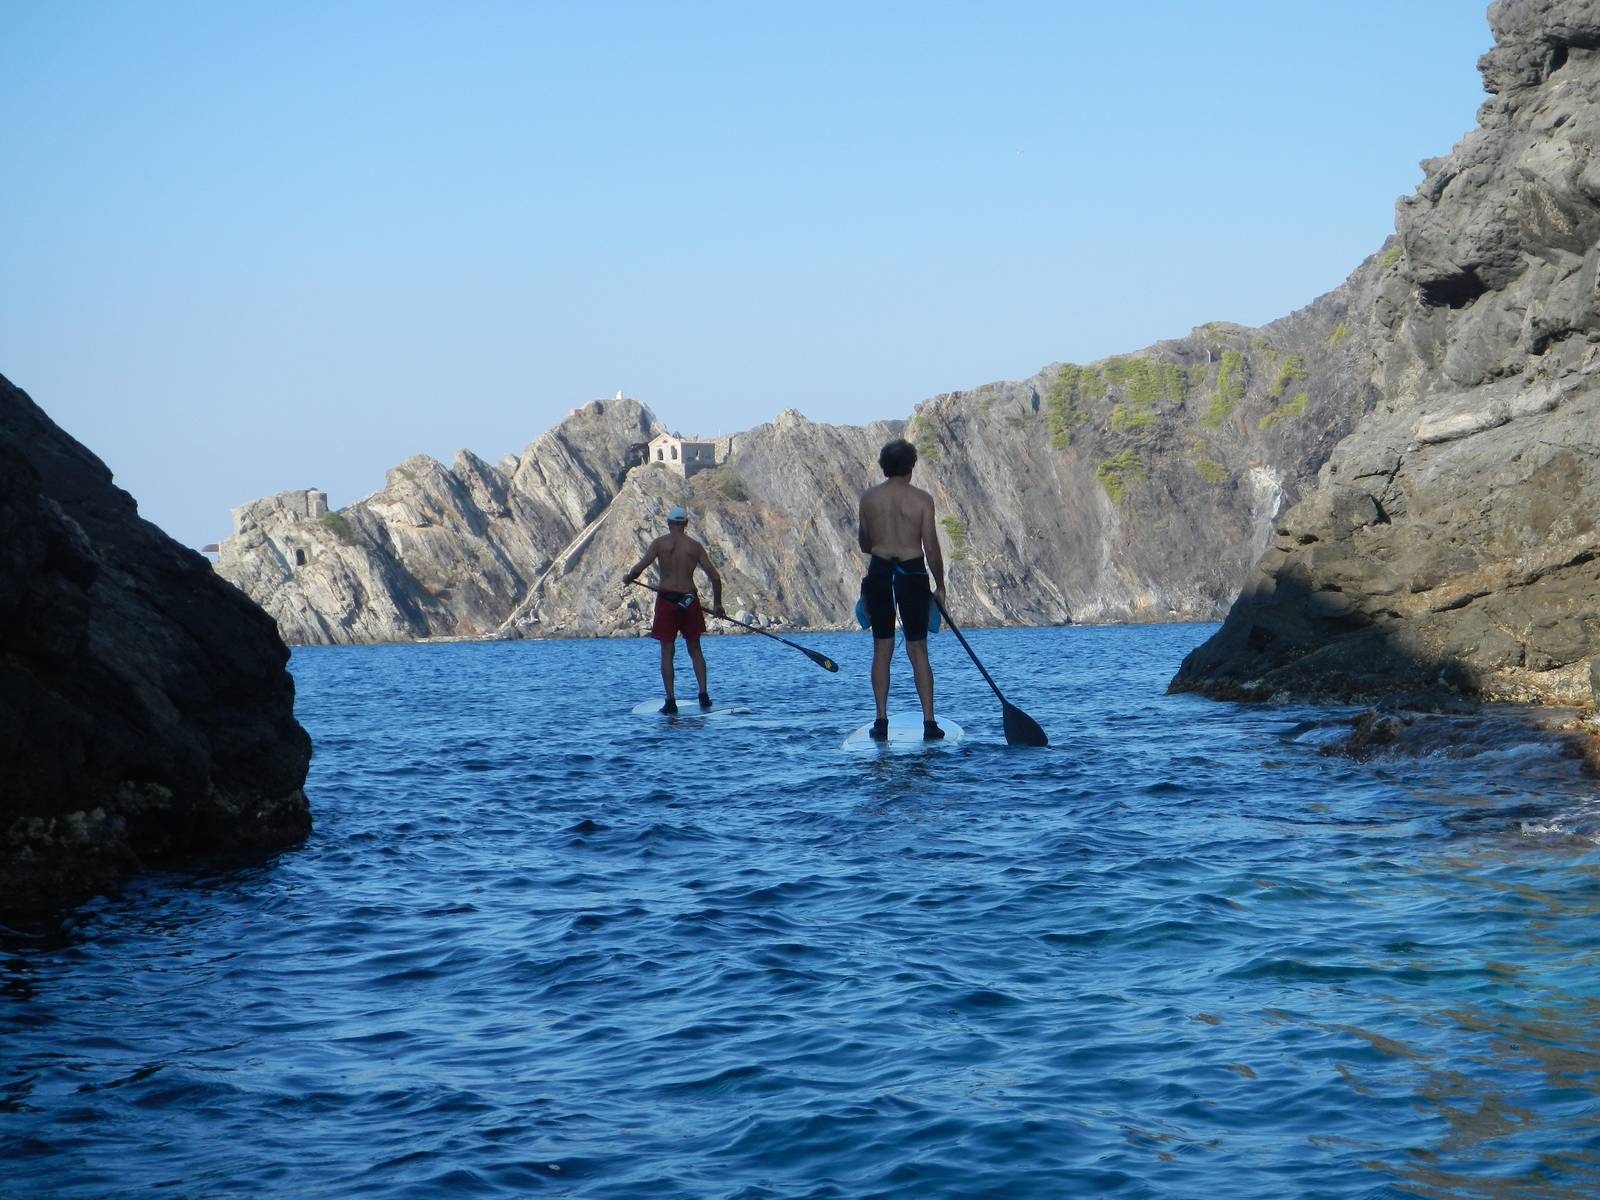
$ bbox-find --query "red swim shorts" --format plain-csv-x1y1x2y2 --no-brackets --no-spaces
649,592,705,642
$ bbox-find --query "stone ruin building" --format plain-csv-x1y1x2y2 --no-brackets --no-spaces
642,430,736,478
229,488,329,569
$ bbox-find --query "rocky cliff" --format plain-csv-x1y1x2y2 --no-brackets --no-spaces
1173,0,1600,707
219,263,1384,645
219,399,664,642
2,374,312,922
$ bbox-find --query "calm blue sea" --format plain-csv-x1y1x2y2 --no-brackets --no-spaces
5,624,1600,1199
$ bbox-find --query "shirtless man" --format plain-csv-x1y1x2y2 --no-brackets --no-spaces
623,505,726,714
857,438,946,740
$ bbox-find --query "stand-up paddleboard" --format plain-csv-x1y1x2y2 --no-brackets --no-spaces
631,698,751,718
842,711,965,750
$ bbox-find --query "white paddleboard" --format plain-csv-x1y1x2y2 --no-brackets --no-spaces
842,711,966,749
631,698,751,718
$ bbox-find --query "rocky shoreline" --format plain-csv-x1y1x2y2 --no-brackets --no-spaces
9,0,1599,924
1172,0,1600,723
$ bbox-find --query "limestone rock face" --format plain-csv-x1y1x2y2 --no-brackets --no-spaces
220,262,1380,647
218,399,663,643
1,374,311,921
498,411,909,639
900,268,1383,627
1173,0,1600,705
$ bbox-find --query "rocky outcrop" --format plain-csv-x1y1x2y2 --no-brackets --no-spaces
901,266,1384,627
218,399,663,643
220,264,1382,646
498,410,909,639
1173,0,1600,707
1,374,312,923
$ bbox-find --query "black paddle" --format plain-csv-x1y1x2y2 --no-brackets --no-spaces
629,580,839,673
930,593,1048,747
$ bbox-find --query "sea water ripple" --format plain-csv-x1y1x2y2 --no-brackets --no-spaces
5,624,1600,1198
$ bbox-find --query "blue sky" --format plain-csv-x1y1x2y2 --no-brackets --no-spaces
2,1,1494,549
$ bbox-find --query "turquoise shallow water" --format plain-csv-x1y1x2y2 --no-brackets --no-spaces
5,624,1600,1198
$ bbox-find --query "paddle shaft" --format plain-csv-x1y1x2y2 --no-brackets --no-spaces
930,592,1008,703
628,579,838,671
717,609,835,664
930,593,1048,746
718,609,796,639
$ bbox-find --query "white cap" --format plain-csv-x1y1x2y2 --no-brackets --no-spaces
667,505,689,524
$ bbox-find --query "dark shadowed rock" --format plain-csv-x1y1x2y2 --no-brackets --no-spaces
1174,0,1600,709
1,374,311,923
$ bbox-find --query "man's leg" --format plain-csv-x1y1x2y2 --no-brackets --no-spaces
905,639,942,738
870,637,894,737
862,564,896,739
905,639,935,720
686,638,711,707
659,638,678,713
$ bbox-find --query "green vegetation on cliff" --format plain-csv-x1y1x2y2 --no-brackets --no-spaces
939,515,968,561
1268,354,1305,400
1193,457,1229,485
1259,391,1310,431
908,418,943,464
1200,349,1247,430
711,464,751,501
1045,365,1094,447
320,511,359,545
1102,357,1184,406
1096,450,1146,502
1110,404,1156,435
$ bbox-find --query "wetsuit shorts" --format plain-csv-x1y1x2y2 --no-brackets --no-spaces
861,555,931,641
650,591,705,642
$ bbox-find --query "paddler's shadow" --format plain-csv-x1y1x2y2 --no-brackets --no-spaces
855,751,940,805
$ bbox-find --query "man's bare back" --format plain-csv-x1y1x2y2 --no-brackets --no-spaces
648,530,715,594
858,477,944,589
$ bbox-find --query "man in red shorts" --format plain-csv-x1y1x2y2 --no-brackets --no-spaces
623,506,726,713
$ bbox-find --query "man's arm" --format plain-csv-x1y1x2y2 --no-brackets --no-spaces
920,493,945,595
623,538,661,583
696,544,725,615
857,493,873,554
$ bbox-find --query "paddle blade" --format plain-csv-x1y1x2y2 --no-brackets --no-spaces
1002,701,1048,747
800,646,840,673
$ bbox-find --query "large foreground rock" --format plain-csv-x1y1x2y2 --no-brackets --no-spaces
1173,0,1600,707
1,374,312,922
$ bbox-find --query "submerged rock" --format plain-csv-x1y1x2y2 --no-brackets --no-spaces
1,374,312,923
1323,702,1600,780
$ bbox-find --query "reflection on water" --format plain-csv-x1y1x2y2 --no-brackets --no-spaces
3,625,1600,1199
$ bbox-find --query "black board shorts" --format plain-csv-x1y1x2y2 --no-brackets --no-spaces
861,555,931,641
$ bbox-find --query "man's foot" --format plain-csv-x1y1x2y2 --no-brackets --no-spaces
660,698,678,715
870,717,889,741
698,692,713,710
924,720,945,740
